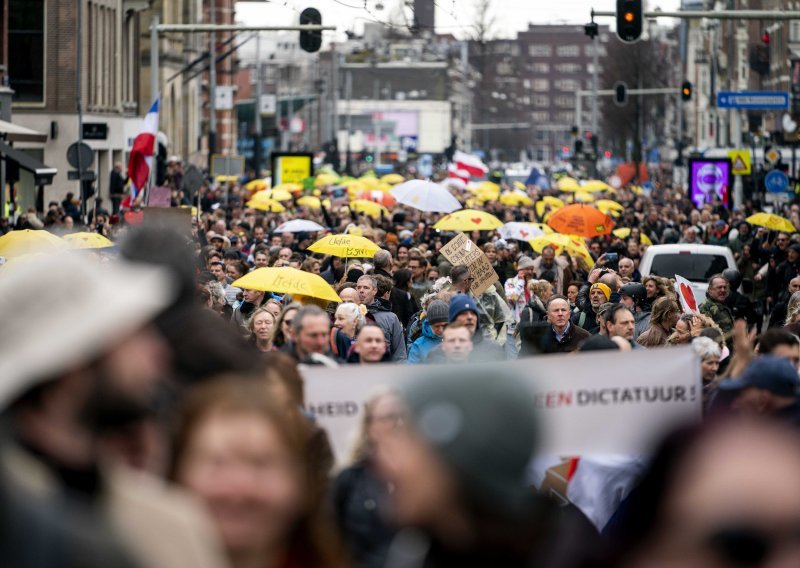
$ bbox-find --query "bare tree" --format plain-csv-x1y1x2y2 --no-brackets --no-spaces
469,0,498,153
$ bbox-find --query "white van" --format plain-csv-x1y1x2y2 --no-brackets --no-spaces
638,244,737,305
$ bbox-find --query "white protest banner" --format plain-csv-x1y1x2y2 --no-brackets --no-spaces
303,347,702,466
674,274,700,313
439,232,499,295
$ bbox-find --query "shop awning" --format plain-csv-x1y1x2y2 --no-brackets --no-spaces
0,141,57,185
0,119,48,143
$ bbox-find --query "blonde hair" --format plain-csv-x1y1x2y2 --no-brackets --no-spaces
528,279,553,299
787,291,800,325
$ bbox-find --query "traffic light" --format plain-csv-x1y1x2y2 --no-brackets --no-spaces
614,81,628,106
616,0,643,43
681,81,692,102
574,139,584,155
299,8,322,53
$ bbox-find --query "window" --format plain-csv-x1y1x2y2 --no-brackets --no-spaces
584,44,608,57
9,0,45,103
531,111,549,122
497,61,513,75
534,130,547,141
555,63,582,73
555,95,573,108
531,62,550,73
791,21,800,42
554,79,579,91
556,45,580,57
649,254,729,283
529,45,552,57
532,79,549,91
533,95,549,107
555,111,575,122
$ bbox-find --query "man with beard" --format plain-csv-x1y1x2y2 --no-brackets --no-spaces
0,253,227,568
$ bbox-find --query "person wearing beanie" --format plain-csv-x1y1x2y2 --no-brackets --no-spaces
573,280,615,334
379,368,597,565
428,294,505,362
407,300,450,364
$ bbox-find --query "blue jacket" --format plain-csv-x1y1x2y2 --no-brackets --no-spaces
407,318,442,364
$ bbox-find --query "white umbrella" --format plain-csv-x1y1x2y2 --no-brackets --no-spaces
498,222,545,241
274,219,326,233
390,179,463,213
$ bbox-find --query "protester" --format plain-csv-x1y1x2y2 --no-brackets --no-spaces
349,324,390,364
249,305,276,352
407,300,449,364
232,286,266,334
172,376,347,568
574,281,611,334
283,305,337,365
532,245,570,294
273,303,301,350
604,303,638,348
619,282,651,340
524,294,590,355
700,275,734,341
332,302,367,361
450,264,512,344
637,297,680,348
692,336,722,405
719,356,800,423
437,322,475,363
356,275,407,362
436,293,505,361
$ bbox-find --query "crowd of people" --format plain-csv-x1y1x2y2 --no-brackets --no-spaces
2,167,800,566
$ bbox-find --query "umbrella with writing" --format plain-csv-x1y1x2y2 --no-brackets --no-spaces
308,234,380,258
233,267,341,303
746,213,796,233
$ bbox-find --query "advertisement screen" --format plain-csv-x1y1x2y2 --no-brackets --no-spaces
689,159,732,209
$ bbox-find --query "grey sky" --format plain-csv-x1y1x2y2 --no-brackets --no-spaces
236,0,683,43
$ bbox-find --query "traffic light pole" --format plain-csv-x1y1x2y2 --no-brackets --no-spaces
593,10,800,20
575,87,681,134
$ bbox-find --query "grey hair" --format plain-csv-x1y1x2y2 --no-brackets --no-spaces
691,336,721,361
335,302,366,332
787,291,800,325
373,249,392,270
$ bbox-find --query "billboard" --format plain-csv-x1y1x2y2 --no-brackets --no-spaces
271,152,313,186
688,158,732,209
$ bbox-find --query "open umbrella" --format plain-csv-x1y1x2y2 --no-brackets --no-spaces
233,267,341,303
0,230,65,259
500,192,534,206
349,199,388,219
314,173,339,188
547,204,614,238
433,209,503,231
255,188,293,202
572,192,595,203
275,220,326,233
613,227,653,246
582,180,615,193
380,173,405,185
390,179,462,213
596,199,625,215
557,177,581,192
530,234,595,269
272,183,303,193
296,196,331,210
355,190,396,207
244,179,269,192
308,234,380,258
746,213,796,233
246,194,286,213
498,222,545,241
63,232,114,249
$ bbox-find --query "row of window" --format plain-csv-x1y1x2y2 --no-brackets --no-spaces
531,111,575,123
528,44,607,57
497,62,601,76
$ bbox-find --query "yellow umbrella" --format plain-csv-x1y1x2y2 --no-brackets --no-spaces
433,209,503,231
0,229,65,259
513,181,527,191
380,173,405,185
272,183,303,193
349,199,388,219
596,199,624,215
63,232,114,249
746,213,797,233
232,267,341,303
308,234,380,258
256,188,293,202
573,192,595,203
475,181,500,194
612,228,653,246
530,234,595,268
630,185,644,195
244,179,269,192
582,180,615,193
246,193,286,213
358,177,381,191
314,173,339,188
375,182,392,192
557,177,581,192
179,205,198,217
476,190,500,203
500,192,533,206
296,196,331,210
216,175,239,183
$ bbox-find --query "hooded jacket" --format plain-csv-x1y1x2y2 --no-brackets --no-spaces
367,298,407,362
407,318,443,364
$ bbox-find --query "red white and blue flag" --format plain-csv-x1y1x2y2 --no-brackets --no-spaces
123,97,159,208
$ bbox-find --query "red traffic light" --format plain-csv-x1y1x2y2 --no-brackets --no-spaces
604,150,612,158
762,31,770,45
562,146,570,154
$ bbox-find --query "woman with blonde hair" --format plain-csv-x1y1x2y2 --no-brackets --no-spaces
785,290,800,325
273,302,302,349
248,306,277,352
332,390,401,568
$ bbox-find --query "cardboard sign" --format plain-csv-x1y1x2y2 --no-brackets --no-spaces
142,207,192,237
440,232,499,295
674,274,700,313
302,347,701,466
147,185,172,208
272,153,313,186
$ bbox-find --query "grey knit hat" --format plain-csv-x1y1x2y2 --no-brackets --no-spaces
426,300,450,325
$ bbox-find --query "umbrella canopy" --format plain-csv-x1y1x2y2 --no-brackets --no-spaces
244,179,269,192
272,183,303,193
233,267,341,303
296,196,330,210
63,232,114,249
557,177,582,192
433,209,503,231
500,192,533,206
530,234,595,269
513,181,527,191
380,173,405,185
308,234,380,258
498,222,545,241
0,230,65,259
246,194,286,213
596,199,625,215
613,227,653,246
314,173,339,188
473,181,501,194
349,199,388,219
256,188,293,202
275,220,326,233
746,213,796,233
547,204,614,238
582,180,615,193
355,190,396,207
390,179,462,213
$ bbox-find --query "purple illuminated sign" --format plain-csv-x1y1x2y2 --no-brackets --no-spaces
688,158,732,209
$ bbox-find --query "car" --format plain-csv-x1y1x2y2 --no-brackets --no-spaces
638,244,737,305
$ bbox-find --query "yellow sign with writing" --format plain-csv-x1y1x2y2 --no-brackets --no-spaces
273,153,313,186
728,150,751,176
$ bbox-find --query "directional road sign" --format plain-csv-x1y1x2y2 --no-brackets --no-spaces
717,91,790,110
765,170,790,193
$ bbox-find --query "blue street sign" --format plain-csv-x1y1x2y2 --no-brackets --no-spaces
765,170,790,193
717,91,790,110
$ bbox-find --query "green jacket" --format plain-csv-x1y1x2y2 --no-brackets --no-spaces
700,296,734,336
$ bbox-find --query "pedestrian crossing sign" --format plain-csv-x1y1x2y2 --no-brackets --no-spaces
728,150,751,175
